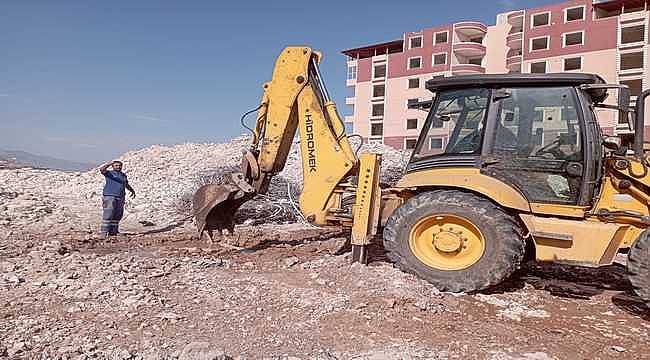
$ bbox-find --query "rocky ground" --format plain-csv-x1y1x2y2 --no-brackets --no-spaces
1,138,649,359
1,225,649,359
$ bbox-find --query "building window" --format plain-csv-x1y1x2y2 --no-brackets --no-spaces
370,122,383,136
405,139,418,149
429,137,444,150
621,52,644,70
621,79,643,97
621,25,645,44
564,57,582,71
373,64,386,78
372,84,385,98
371,103,384,117
531,12,550,27
563,31,584,47
595,7,621,19
531,36,549,51
406,118,418,130
407,98,419,108
435,31,448,44
433,53,447,65
408,78,420,89
468,58,482,66
530,61,547,73
409,36,423,49
408,57,422,69
347,65,357,80
565,6,585,22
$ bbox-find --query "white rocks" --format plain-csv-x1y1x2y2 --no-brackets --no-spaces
283,256,300,268
2,272,23,285
179,342,230,360
2,136,409,235
475,294,550,322
156,311,183,320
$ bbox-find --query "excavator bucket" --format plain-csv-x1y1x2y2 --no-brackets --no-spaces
192,178,254,240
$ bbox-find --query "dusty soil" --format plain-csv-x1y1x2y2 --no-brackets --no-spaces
1,225,649,359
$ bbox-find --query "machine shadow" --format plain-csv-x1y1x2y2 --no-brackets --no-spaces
369,239,649,318
486,261,649,319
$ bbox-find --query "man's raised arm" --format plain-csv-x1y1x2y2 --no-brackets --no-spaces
99,162,113,175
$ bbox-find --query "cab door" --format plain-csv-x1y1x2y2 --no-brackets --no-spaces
481,87,587,206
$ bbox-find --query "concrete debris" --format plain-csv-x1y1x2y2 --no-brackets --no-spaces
0,136,409,235
474,293,550,322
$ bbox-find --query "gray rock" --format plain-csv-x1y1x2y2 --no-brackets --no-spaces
3,272,23,284
283,256,300,268
179,342,231,360
8,342,26,356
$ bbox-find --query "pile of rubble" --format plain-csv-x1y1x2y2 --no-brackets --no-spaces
0,136,409,237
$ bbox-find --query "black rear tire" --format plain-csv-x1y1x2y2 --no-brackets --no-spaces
627,230,650,305
383,190,525,292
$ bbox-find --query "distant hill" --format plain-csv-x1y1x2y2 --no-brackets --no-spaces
0,149,96,172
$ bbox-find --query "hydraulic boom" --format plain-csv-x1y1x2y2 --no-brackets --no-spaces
192,46,384,262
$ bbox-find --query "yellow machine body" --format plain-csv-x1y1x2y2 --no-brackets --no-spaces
194,46,650,275
393,157,650,267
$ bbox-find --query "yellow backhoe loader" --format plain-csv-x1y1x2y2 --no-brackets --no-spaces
193,46,650,304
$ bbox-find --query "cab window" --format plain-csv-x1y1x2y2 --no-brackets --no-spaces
413,88,490,158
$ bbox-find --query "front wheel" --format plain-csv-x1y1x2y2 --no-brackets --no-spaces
383,190,525,292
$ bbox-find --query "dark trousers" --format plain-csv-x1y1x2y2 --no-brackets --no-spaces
101,195,124,236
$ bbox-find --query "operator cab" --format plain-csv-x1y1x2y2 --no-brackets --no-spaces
407,73,630,208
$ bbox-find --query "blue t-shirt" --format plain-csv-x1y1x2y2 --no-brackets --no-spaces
103,170,128,197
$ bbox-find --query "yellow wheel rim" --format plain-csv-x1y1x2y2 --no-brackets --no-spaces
409,214,485,271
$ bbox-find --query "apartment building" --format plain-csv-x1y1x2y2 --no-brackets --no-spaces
342,0,650,150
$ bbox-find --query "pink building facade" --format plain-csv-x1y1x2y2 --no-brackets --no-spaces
343,0,650,149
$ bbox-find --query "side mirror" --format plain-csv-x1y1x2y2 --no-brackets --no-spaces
432,114,451,128
618,87,630,126
626,109,635,132
603,136,621,151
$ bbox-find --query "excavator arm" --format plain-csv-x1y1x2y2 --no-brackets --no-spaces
192,47,383,261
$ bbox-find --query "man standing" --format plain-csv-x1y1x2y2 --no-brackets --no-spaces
99,161,135,238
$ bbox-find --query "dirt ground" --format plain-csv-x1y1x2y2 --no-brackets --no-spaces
1,224,649,359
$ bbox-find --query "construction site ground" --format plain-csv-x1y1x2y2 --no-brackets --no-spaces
1,224,648,359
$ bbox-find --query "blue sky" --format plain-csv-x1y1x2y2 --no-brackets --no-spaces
1,0,555,163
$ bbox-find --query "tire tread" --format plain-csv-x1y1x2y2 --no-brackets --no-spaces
383,190,525,292
628,231,650,305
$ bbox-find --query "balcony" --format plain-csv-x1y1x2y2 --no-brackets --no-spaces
453,42,487,57
620,10,647,22
506,55,523,67
508,10,524,22
507,32,523,50
454,21,488,34
507,31,523,42
452,64,486,75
